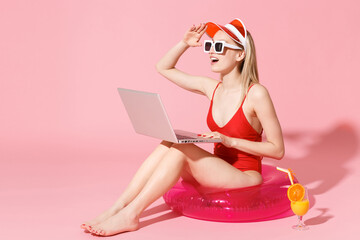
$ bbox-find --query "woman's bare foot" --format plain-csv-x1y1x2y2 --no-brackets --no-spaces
81,203,125,230
89,208,139,236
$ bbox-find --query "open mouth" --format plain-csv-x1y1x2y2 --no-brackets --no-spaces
211,57,219,63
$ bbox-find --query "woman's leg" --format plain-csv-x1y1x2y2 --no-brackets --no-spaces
90,143,262,236
89,144,187,235
82,141,174,229
171,144,263,188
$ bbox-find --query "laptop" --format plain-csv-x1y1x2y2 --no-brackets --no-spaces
117,88,222,144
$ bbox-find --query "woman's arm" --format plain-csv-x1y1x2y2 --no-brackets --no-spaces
203,85,285,160
156,24,217,98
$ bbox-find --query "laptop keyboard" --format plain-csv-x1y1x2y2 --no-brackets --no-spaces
176,134,196,140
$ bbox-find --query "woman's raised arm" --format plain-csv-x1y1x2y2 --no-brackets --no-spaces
156,23,217,99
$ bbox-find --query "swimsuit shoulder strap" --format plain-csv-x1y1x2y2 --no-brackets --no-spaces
240,83,257,107
247,83,256,94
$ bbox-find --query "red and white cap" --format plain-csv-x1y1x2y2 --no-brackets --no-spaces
206,18,248,52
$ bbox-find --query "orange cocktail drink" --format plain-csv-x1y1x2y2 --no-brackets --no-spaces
291,199,309,216
276,167,310,230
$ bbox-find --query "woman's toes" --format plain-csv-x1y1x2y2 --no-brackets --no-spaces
80,224,86,229
94,229,102,236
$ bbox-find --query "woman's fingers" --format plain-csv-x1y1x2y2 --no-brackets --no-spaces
196,24,202,32
187,24,196,32
197,23,207,33
199,24,207,35
198,132,221,138
198,133,210,138
184,23,207,47
190,23,206,33
194,23,202,32
196,23,207,34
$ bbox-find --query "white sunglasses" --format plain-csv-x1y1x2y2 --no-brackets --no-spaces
203,40,243,54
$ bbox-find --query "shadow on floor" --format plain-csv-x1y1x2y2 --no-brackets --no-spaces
279,122,358,195
274,122,358,225
304,208,334,226
139,203,181,229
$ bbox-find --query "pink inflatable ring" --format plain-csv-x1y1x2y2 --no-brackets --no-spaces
163,164,297,222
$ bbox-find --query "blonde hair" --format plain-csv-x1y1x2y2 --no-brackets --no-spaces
238,31,259,99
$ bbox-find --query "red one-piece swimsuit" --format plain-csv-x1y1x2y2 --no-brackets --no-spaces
207,82,263,173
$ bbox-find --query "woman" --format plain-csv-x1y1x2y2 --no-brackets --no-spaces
81,18,284,236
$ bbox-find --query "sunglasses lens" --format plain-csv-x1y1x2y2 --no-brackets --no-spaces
204,42,212,52
214,42,223,53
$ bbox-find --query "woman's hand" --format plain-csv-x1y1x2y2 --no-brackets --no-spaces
183,23,207,47
199,131,234,148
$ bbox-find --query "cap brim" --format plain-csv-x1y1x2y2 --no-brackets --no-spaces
205,22,242,45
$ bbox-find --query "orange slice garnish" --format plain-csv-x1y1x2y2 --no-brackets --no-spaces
287,183,305,202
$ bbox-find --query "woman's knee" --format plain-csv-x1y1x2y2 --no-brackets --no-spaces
170,143,196,152
168,144,196,161
167,143,188,157
156,143,188,165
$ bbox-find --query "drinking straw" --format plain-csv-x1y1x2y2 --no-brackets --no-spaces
276,167,294,185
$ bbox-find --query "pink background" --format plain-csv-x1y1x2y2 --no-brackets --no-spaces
1,0,359,239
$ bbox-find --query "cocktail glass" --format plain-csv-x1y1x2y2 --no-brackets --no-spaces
291,187,309,230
